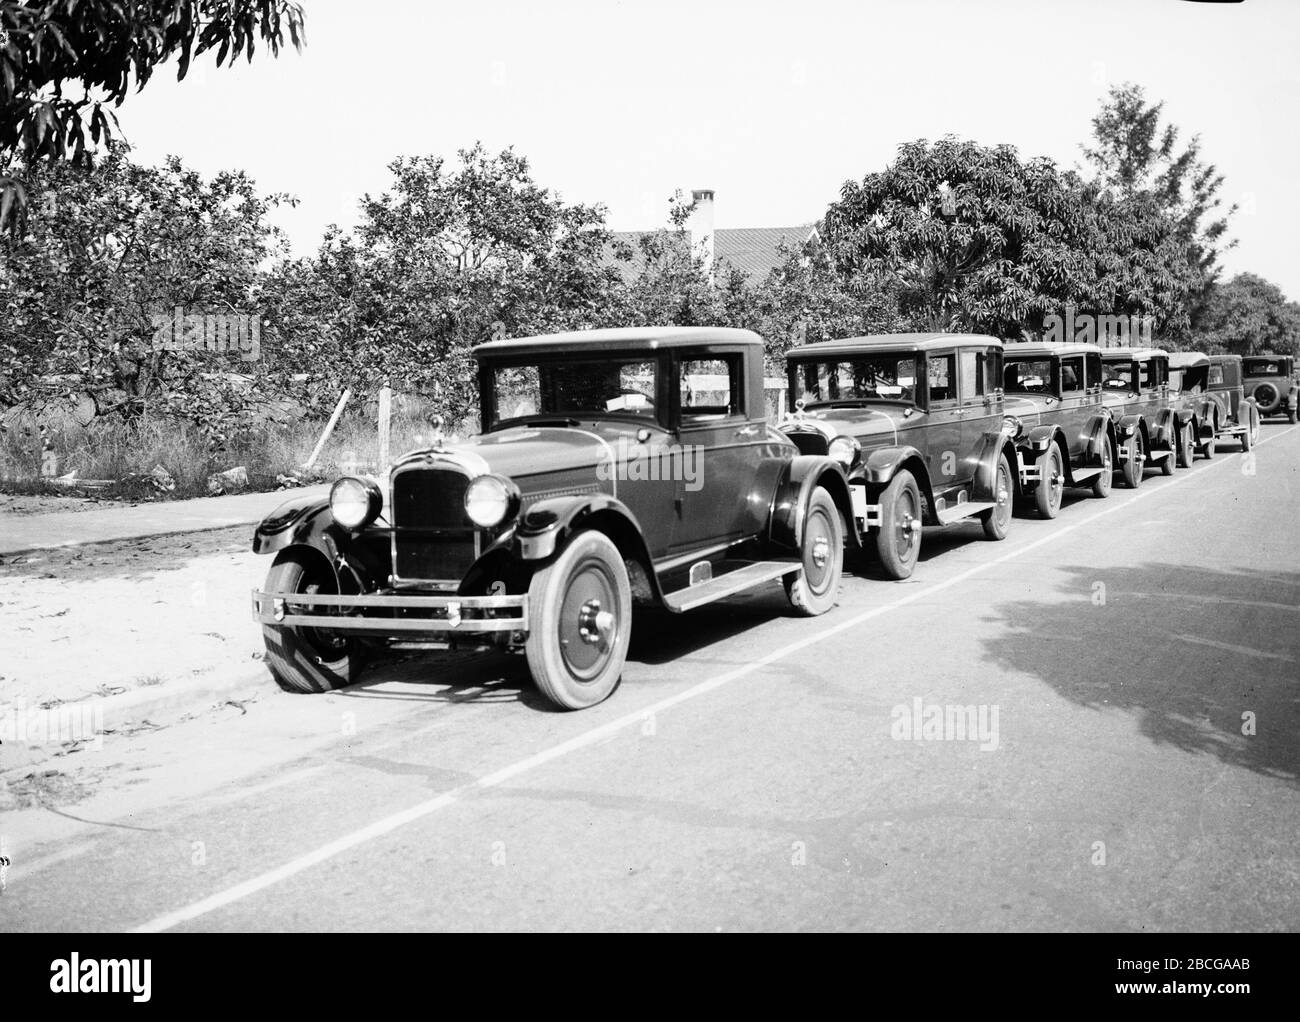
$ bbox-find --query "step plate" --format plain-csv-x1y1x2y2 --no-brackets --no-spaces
935,501,995,526
1068,467,1103,483
662,560,801,613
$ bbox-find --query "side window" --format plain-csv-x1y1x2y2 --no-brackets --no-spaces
927,354,957,405
1060,357,1084,394
985,348,1003,395
679,353,743,424
1086,353,1101,390
959,350,982,401
1208,365,1224,386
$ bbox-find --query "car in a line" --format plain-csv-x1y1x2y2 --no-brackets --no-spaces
1000,343,1115,517
1099,347,1179,486
777,333,1016,580
1168,351,1260,457
251,327,851,711
1241,353,1299,424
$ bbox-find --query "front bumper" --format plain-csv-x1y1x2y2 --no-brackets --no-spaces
251,589,529,634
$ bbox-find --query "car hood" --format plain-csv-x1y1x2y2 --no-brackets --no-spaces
1001,395,1049,428
779,405,914,444
394,425,626,488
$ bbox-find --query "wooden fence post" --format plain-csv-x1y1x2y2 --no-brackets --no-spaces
304,388,351,470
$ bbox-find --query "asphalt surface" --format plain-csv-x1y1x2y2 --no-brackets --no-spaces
3,425,1298,932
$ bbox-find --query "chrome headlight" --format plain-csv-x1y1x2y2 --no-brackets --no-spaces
827,435,860,468
1001,415,1023,440
329,476,382,530
464,474,520,528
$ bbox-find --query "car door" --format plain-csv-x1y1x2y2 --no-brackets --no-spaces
923,349,965,499
669,348,764,554
1057,354,1089,460
957,347,998,476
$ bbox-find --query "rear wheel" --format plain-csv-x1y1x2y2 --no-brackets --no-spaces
1091,438,1113,499
980,457,1014,540
1121,431,1144,489
1201,424,1215,460
1033,444,1064,519
261,552,366,694
874,470,922,580
525,530,631,710
784,486,843,616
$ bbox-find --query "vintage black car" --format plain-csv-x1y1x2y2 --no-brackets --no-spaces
1242,353,1299,423
1099,347,1179,486
1000,343,1115,517
251,328,851,710
1168,351,1259,457
777,333,1015,580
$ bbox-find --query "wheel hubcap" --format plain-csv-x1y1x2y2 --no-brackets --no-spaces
577,599,614,647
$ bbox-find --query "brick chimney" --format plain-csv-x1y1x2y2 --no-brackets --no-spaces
688,188,715,278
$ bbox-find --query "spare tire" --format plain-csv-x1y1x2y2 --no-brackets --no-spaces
1252,382,1281,415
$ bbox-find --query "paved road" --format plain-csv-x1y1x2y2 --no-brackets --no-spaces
3,426,1297,931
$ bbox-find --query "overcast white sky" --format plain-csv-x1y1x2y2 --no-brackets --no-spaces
119,0,1299,297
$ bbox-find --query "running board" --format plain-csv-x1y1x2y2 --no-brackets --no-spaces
662,560,800,612
936,501,995,525
1068,466,1103,483
1146,449,1172,461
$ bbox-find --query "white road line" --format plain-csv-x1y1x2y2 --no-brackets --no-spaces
130,425,1299,932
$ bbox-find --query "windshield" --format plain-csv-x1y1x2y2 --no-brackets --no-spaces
488,358,658,427
1004,359,1053,395
791,355,919,405
1102,360,1134,391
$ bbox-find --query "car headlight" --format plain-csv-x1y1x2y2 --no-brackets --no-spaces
827,435,860,468
465,474,520,528
329,476,382,530
1001,415,1022,440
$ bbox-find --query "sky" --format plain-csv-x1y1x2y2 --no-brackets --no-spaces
118,0,1300,297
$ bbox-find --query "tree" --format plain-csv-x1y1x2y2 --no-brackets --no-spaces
1189,273,1300,357
0,0,303,228
266,144,624,430
0,141,290,442
823,137,1097,339
1082,83,1236,320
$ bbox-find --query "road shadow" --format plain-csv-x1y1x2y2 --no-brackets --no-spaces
981,561,1300,784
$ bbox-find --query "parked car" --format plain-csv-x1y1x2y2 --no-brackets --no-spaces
1099,347,1179,486
1207,354,1261,451
1000,343,1115,517
251,327,851,710
1168,351,1259,458
1241,353,1299,423
777,333,1016,580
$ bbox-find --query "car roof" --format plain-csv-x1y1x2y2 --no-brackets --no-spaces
1167,351,1210,367
785,332,1002,359
1207,354,1240,363
1004,342,1103,358
1243,352,1292,360
1100,347,1170,360
473,326,761,358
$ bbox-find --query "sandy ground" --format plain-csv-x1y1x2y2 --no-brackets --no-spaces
0,492,110,515
0,527,266,708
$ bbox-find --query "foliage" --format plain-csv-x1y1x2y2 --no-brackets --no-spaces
0,0,302,229
1187,273,1300,357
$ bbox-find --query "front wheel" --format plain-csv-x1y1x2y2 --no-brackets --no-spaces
784,486,844,616
525,530,632,710
980,456,1014,540
1091,438,1113,499
1288,407,1297,425
1175,421,1193,468
1201,426,1215,460
261,552,366,694
1033,444,1064,519
1121,431,1144,489
873,470,922,580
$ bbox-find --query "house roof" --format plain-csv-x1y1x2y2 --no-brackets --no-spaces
605,224,817,281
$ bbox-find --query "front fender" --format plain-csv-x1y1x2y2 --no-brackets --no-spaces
1023,425,1060,454
860,444,925,486
252,495,387,593
971,432,1017,503
513,494,654,569
769,455,857,550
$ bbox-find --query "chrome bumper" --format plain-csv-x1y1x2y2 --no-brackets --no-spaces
251,590,529,634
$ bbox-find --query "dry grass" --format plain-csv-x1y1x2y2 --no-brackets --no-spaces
0,410,457,500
